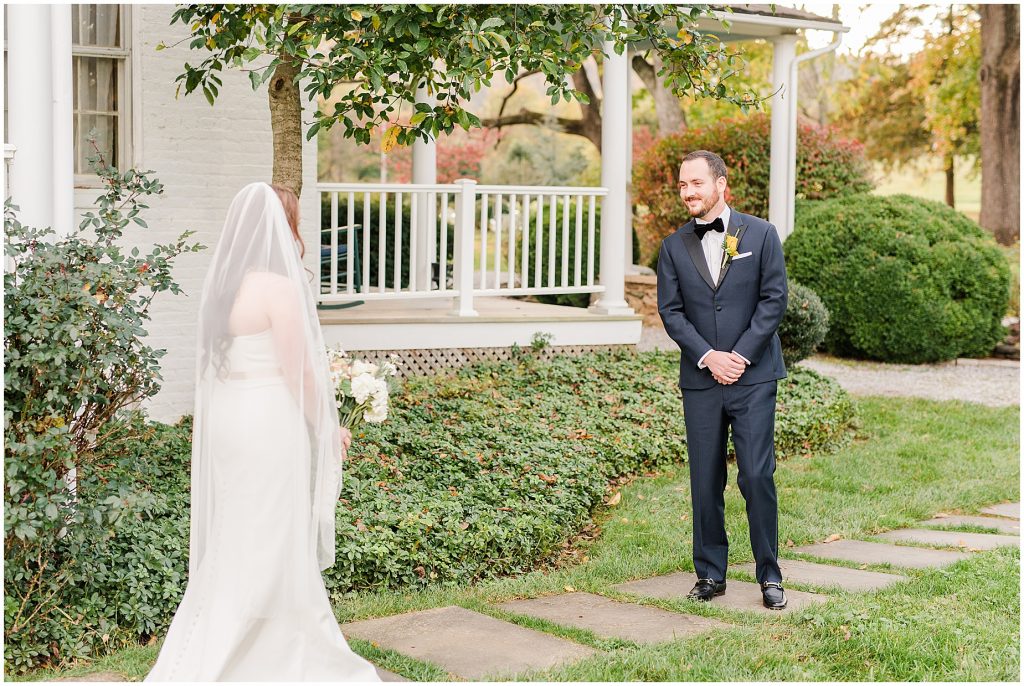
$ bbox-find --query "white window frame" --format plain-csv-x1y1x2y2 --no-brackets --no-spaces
72,4,132,188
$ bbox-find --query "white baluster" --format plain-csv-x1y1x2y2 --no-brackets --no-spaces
452,179,478,316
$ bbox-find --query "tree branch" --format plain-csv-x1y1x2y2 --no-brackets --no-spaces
496,69,541,121
480,108,586,137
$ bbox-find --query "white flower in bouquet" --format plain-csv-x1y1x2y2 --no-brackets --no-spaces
325,346,400,430
350,373,379,404
364,400,388,423
350,360,378,376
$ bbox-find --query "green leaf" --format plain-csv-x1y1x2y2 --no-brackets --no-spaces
480,17,504,31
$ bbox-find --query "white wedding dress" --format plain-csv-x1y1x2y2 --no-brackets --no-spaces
146,330,380,681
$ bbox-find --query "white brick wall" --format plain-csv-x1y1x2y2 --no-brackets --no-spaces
72,5,319,422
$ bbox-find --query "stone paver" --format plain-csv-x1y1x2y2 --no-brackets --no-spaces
611,573,826,614
54,673,126,682
341,606,597,680
981,502,1020,519
733,559,908,592
497,591,730,644
919,514,1020,534
791,539,972,569
875,528,1019,550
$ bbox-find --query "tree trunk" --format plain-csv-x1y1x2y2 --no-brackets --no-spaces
631,53,686,135
980,4,1020,244
268,54,303,196
945,155,955,208
571,65,602,149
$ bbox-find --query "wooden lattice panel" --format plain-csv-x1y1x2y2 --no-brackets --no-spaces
344,345,633,380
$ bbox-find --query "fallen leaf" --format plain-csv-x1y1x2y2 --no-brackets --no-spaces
934,512,950,519
564,585,576,592
607,492,622,506
840,625,851,641
785,539,795,547
824,533,842,543
680,514,689,521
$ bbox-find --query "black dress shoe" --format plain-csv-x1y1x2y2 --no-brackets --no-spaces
761,581,787,609
688,578,727,601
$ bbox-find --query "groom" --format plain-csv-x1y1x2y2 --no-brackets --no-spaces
656,150,789,610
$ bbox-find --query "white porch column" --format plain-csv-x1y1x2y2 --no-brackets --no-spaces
51,4,74,237
590,41,633,315
768,33,798,239
7,4,55,231
623,47,635,273
412,84,437,291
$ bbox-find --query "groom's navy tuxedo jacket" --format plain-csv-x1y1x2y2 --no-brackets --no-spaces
657,209,788,390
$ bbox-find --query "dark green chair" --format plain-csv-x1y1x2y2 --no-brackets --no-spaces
318,224,364,310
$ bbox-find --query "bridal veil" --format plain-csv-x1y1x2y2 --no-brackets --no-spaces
190,182,341,574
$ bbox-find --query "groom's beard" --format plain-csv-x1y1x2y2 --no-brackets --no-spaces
685,186,722,219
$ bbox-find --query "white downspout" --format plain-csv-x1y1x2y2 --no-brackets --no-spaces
785,33,843,239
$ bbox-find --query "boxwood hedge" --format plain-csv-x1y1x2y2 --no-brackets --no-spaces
787,194,1010,363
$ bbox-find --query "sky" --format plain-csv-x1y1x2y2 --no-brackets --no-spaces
800,2,948,56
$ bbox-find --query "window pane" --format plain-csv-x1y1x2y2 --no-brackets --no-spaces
73,56,117,114
75,113,118,174
72,4,121,48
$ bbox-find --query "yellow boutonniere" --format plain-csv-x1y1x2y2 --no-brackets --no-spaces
721,234,739,269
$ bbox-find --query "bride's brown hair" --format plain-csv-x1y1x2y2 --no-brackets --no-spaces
271,184,304,257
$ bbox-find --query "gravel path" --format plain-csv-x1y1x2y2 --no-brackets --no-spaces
639,326,1020,408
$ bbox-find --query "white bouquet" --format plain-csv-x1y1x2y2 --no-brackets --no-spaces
326,348,400,428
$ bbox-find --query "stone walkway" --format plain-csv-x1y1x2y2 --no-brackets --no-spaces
340,502,1020,681
638,326,1020,407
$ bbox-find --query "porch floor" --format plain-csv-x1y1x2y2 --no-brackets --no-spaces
318,297,642,351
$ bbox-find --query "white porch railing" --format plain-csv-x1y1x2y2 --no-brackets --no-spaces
317,180,607,316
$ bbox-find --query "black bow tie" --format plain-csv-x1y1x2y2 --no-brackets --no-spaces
695,217,725,240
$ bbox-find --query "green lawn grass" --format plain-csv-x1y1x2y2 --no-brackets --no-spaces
871,156,981,221
15,395,1019,682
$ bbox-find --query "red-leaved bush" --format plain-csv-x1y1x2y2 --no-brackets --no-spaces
632,112,872,266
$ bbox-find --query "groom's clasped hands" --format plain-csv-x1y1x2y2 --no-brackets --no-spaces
704,350,748,385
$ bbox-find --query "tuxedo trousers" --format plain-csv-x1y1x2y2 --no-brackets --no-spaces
681,379,782,585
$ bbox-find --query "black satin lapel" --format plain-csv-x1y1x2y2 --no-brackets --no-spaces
681,228,716,291
715,215,748,291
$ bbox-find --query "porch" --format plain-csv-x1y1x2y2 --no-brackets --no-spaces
315,180,642,355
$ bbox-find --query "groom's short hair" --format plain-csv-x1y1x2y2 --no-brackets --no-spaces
682,150,728,182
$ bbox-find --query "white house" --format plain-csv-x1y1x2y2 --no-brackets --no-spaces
3,4,846,421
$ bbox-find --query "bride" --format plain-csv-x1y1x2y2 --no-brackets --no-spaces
146,183,381,681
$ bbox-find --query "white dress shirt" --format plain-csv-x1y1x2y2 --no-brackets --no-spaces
697,205,731,286
693,206,750,371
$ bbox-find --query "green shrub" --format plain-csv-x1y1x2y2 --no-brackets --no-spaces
779,280,830,365
320,195,451,291
633,112,873,267
787,194,1010,363
19,351,853,670
3,158,202,673
520,201,602,308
